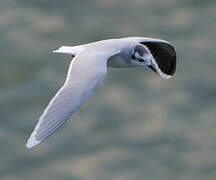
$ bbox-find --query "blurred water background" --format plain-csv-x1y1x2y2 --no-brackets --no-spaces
1,0,216,179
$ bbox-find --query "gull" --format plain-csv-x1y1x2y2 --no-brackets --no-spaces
26,37,176,148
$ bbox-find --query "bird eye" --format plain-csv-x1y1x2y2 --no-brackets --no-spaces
132,51,144,62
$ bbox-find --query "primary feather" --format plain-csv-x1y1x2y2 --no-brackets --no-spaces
26,49,120,148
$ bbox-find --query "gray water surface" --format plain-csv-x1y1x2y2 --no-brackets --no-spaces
1,0,216,180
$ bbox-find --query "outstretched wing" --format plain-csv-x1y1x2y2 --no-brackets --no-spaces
141,41,176,79
26,49,120,148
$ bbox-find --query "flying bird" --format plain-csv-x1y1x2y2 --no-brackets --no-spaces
26,37,176,148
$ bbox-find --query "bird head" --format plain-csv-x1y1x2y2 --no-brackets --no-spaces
131,42,176,79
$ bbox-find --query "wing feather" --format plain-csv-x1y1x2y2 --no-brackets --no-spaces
26,49,120,148
123,37,176,79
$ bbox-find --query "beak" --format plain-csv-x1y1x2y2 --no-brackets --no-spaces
148,65,157,73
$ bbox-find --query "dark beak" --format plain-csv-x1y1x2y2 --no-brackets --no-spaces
148,65,157,73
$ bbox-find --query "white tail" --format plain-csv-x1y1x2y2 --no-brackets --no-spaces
53,45,85,56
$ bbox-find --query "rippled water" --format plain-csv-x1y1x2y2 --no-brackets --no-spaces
1,0,216,180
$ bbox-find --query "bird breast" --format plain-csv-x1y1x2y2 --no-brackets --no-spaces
107,53,132,68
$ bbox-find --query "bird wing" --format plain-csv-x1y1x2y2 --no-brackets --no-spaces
26,48,120,148
123,37,176,79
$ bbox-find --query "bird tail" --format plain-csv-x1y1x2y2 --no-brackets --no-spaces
53,45,85,56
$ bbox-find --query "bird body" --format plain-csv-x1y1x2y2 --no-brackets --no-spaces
26,37,176,148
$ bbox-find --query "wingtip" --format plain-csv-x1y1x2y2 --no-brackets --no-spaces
26,140,40,149
160,73,172,80
150,58,173,80
26,134,41,149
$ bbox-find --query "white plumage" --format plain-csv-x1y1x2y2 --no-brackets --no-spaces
27,37,176,148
